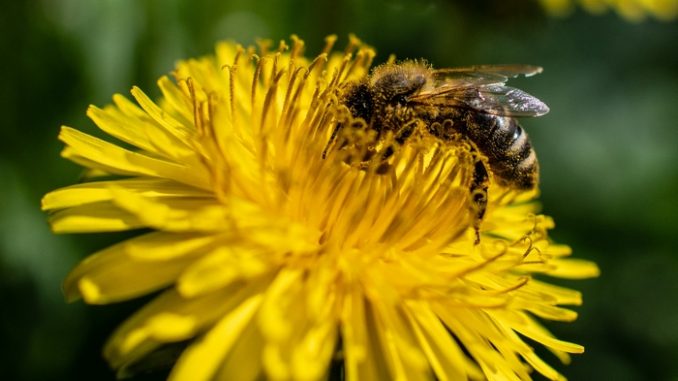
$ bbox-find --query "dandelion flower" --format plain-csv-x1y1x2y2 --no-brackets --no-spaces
43,35,599,381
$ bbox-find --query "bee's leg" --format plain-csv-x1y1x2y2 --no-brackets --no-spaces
375,121,417,174
394,120,417,145
380,146,395,160
470,158,489,245
379,120,417,159
369,145,392,174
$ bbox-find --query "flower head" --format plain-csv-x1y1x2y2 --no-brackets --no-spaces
43,35,598,381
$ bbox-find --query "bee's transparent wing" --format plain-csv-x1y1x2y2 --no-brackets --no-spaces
434,64,544,76
409,65,549,117
431,64,544,87
417,85,549,117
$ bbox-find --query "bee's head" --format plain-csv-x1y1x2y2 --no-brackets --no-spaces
370,62,428,105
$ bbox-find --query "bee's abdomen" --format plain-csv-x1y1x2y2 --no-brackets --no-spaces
466,113,538,189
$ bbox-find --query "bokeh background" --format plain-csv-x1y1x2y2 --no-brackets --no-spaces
2,0,677,380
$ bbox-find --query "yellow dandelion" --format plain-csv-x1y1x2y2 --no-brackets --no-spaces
540,0,678,21
43,35,599,381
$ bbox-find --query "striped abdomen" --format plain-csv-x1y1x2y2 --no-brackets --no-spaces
462,112,538,189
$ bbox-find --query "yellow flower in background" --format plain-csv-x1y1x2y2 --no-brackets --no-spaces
43,35,599,381
540,0,678,21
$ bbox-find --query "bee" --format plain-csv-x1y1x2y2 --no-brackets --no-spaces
325,61,549,243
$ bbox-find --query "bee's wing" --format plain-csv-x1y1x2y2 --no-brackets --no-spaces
433,64,544,86
414,85,550,117
409,65,549,117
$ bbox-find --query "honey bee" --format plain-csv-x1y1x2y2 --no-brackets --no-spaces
325,61,549,243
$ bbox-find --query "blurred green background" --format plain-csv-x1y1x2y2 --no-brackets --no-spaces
2,0,677,380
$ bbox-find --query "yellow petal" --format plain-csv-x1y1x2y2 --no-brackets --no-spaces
372,299,432,381
522,351,567,381
259,262,340,381
520,303,579,322
212,315,265,381
130,86,193,142
545,259,601,279
59,126,209,189
342,289,391,381
157,76,193,124
262,344,290,381
169,295,262,381
258,268,304,343
88,102,191,160
435,307,532,380
105,277,269,369
290,321,337,381
110,187,231,232
528,280,583,306
405,301,481,381
49,202,144,233
505,311,585,354
123,232,224,261
177,245,273,297
63,234,206,303
42,178,211,211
